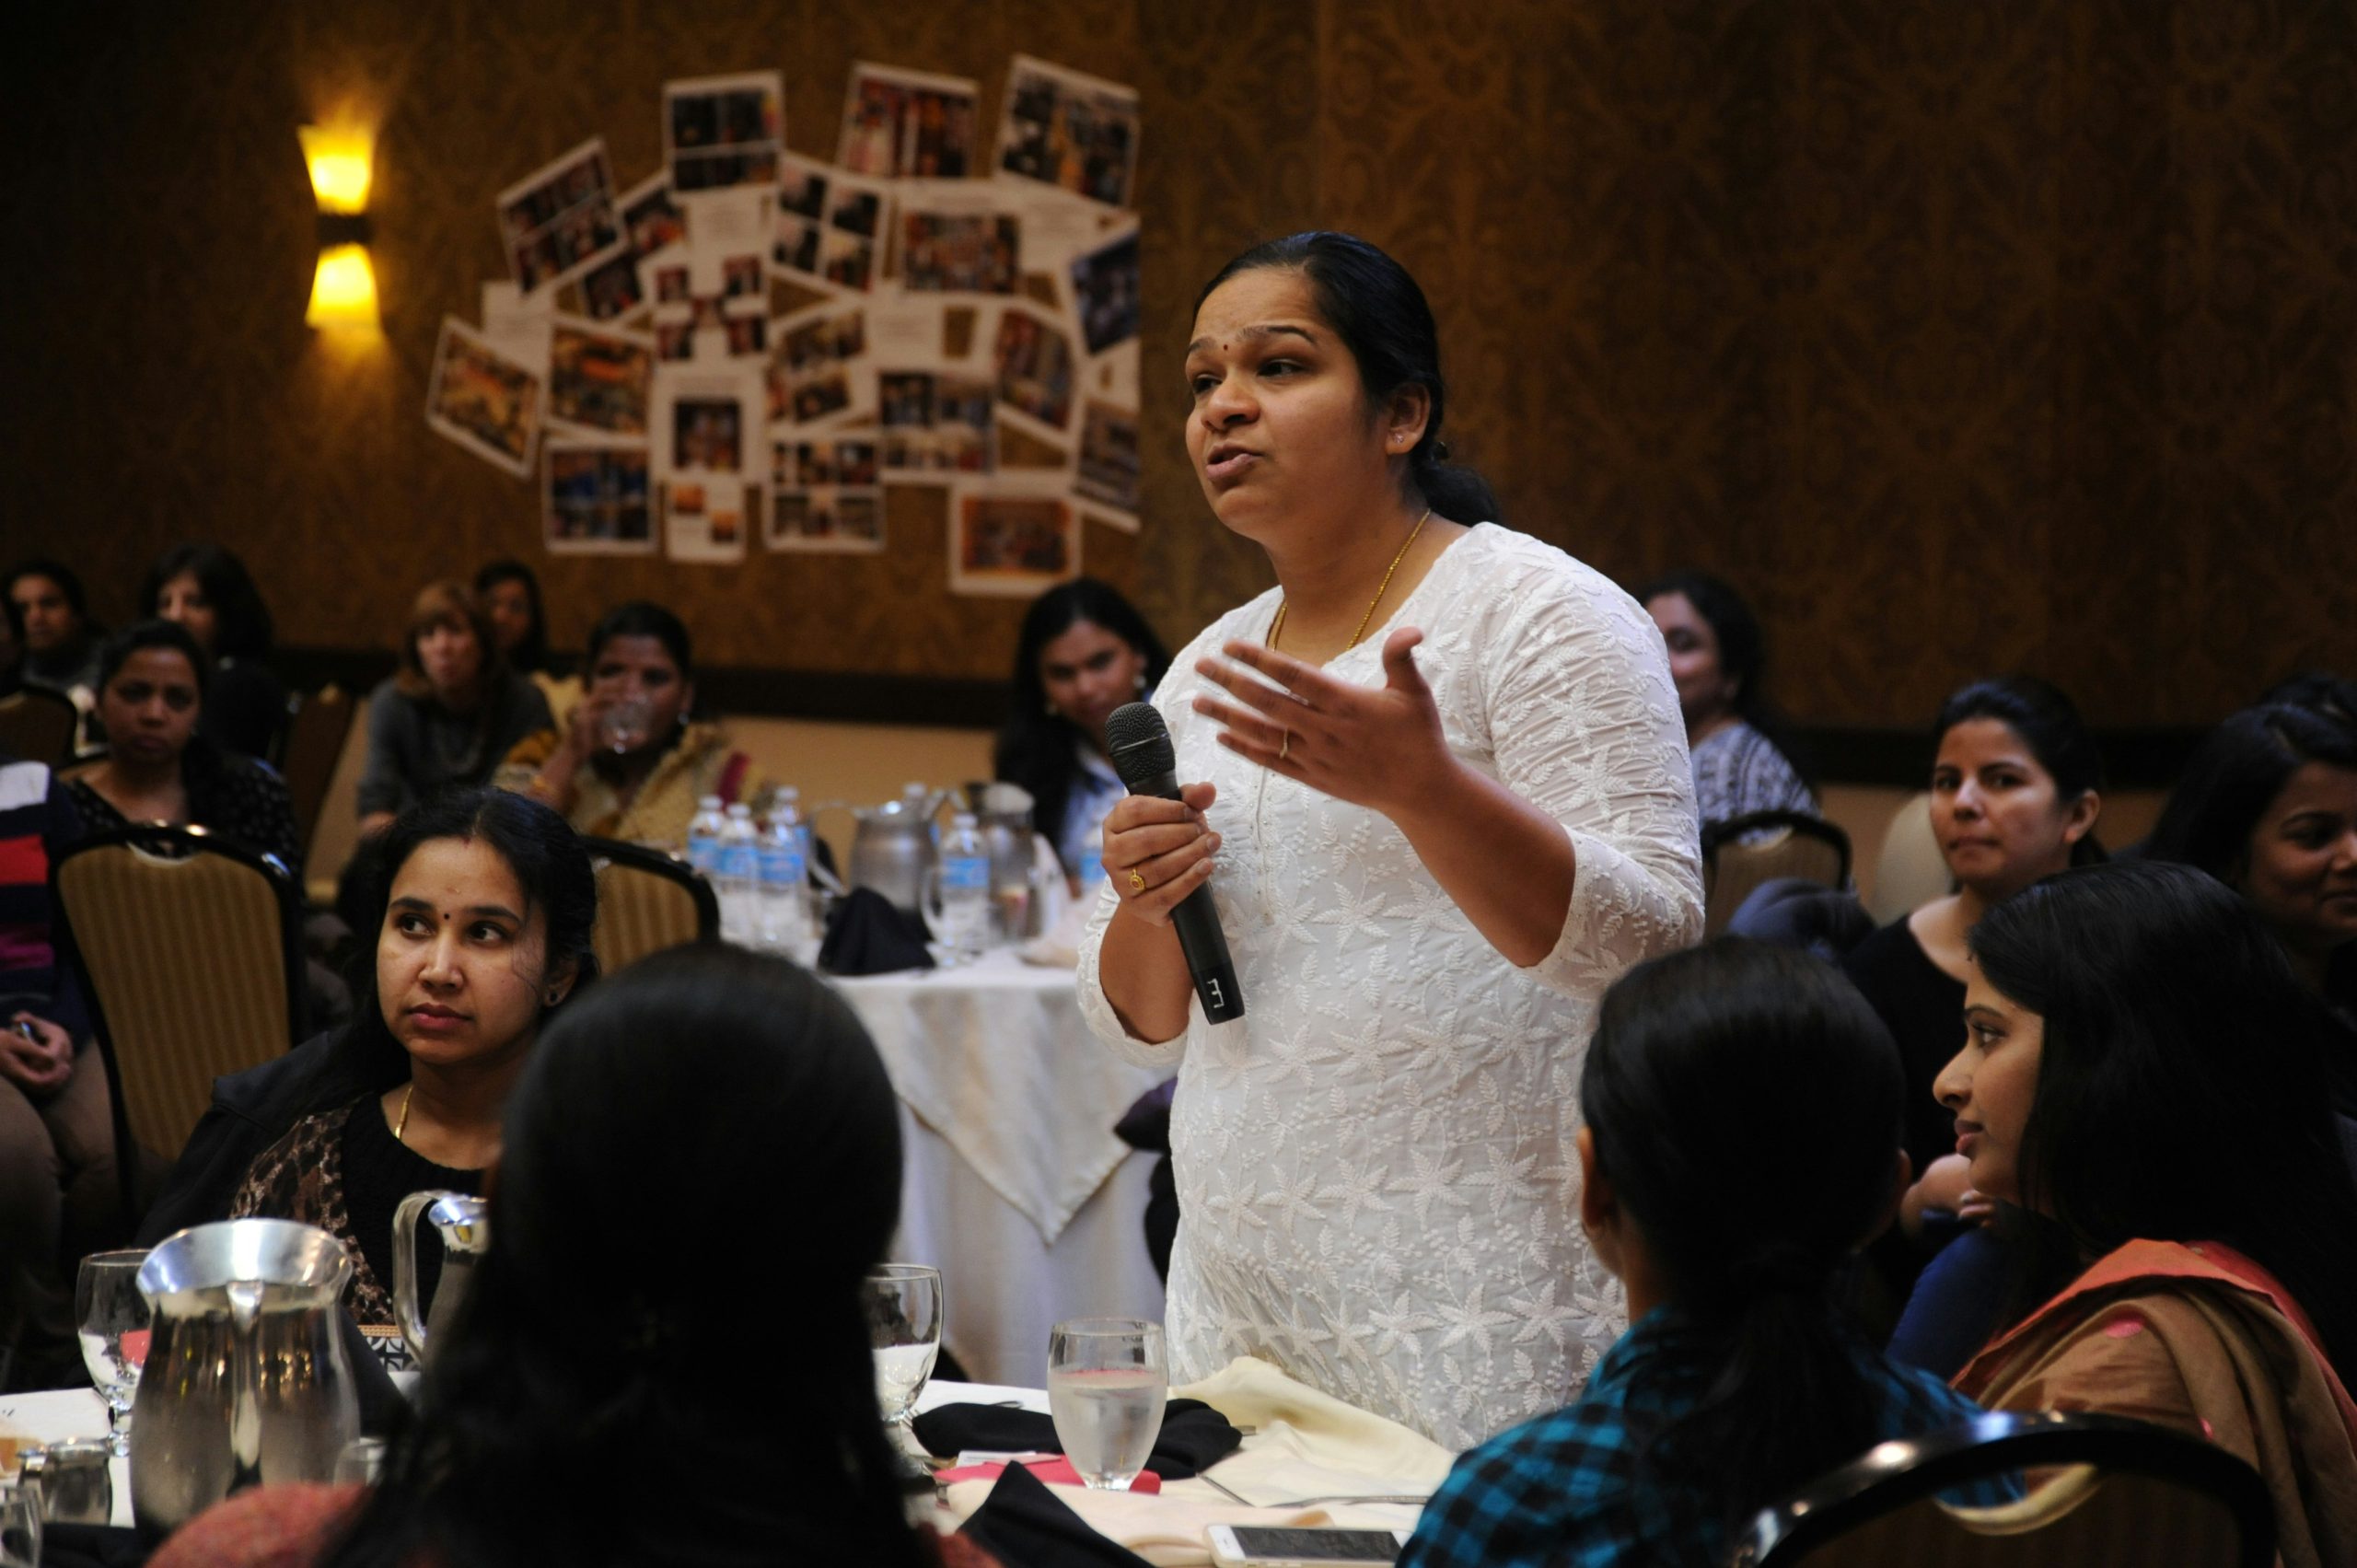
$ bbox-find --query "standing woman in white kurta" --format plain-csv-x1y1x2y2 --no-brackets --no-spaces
1076,233,1702,1448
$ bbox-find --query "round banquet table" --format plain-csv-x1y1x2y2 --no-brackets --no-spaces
829,947,1170,1385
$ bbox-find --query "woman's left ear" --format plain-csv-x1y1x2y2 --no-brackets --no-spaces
2061,789,2102,846
543,959,581,1009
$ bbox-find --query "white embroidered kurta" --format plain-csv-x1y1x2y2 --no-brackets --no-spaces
1077,524,1703,1449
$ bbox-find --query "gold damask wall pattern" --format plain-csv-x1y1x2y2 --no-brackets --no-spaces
2,0,2350,728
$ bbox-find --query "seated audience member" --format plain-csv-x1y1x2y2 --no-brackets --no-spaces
1943,862,2357,1568
2144,703,2357,1145
0,749,128,1388
495,601,767,852
1841,678,2102,1282
139,789,592,1332
4,559,102,705
356,582,551,835
474,558,581,723
1636,569,1816,831
151,945,996,1568
993,577,1170,884
144,542,286,761
65,621,302,877
1402,939,1999,1568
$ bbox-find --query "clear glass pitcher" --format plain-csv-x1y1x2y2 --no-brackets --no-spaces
393,1189,489,1369
131,1220,358,1537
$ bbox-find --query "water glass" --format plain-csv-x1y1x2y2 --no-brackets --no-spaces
75,1249,150,1458
600,693,654,753
864,1264,943,1429
336,1436,388,1486
0,1477,39,1568
1047,1317,1167,1491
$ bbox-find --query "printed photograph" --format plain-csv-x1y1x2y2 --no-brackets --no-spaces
425,317,542,478
766,303,870,426
666,72,785,193
837,64,980,180
992,306,1076,433
950,491,1078,596
770,490,885,552
621,176,687,257
879,370,994,476
547,319,653,436
544,443,654,552
900,211,1019,295
671,398,742,472
1070,227,1141,354
995,55,1140,209
578,249,645,321
497,139,621,295
1074,401,1140,515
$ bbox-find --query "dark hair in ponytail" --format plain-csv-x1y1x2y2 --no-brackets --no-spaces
319,946,927,1568
1196,231,1501,522
1582,938,1905,1525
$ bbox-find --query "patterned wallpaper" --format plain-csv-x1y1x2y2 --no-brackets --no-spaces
3,0,2351,728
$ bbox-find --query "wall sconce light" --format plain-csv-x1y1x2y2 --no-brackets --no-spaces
300,124,378,331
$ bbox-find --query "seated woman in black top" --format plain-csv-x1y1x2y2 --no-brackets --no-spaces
356,581,552,836
993,578,1169,888
2147,702,2357,1156
142,788,593,1330
1842,677,2101,1341
143,542,285,761
65,620,302,877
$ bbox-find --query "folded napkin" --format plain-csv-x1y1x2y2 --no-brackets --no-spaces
819,887,935,976
1170,1358,1455,1488
915,1399,1242,1480
944,1474,1347,1568
959,1461,1157,1568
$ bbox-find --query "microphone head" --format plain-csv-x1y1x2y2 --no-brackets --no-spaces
1104,702,1175,789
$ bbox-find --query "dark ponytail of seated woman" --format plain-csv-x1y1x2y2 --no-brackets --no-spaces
1401,939,2002,1568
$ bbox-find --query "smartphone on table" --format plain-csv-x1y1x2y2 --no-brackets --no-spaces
1207,1525,1411,1566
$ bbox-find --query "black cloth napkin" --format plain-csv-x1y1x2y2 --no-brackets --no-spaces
818,887,935,976
40,1523,150,1567
913,1399,1242,1481
958,1459,1156,1568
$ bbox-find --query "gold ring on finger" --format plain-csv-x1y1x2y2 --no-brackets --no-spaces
1279,729,1292,761
1129,868,1146,894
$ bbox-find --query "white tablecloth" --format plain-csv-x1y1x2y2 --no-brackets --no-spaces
832,949,1170,1386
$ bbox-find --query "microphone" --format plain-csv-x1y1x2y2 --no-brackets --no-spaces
1103,702,1246,1024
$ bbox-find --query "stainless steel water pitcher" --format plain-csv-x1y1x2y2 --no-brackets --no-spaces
131,1219,359,1536
840,789,947,916
393,1189,489,1368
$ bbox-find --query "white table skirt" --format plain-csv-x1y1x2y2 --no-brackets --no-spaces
832,949,1169,1386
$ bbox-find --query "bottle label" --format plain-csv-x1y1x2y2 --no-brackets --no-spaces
940,855,989,892
718,844,758,878
1078,844,1106,885
687,835,720,874
759,846,805,884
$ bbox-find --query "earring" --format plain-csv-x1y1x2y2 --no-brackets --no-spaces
1044,700,1058,716
1132,673,1146,691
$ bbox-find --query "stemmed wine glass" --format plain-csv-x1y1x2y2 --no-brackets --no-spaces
75,1249,150,1458
864,1264,943,1432
1047,1318,1167,1491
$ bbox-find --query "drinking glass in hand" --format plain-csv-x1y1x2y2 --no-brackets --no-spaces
864,1263,943,1430
76,1249,150,1458
601,694,654,754
1047,1317,1167,1491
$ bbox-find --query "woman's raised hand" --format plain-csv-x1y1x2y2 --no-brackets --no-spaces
1191,628,1455,819
1102,782,1220,927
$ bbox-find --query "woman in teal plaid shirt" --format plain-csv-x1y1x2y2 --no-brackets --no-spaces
1402,940,2000,1567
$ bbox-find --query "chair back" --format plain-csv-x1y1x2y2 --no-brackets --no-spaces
1701,811,1851,937
584,836,718,975
0,686,79,765
277,685,354,850
1733,1411,2273,1568
1867,791,1953,923
52,826,306,1167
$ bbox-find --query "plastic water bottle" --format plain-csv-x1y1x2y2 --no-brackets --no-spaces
718,803,761,944
758,800,810,956
776,785,818,881
687,796,726,878
935,811,992,963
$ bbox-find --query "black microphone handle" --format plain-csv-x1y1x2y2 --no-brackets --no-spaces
1125,765,1247,1024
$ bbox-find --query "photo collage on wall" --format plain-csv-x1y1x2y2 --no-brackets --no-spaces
426,52,1142,587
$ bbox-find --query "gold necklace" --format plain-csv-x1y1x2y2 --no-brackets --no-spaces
1267,508,1432,654
394,1084,414,1144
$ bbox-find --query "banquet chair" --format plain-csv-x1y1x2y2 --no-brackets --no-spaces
51,825,308,1213
1866,791,1952,923
584,836,719,975
1730,1411,2273,1567
0,686,78,765
276,683,354,846
1701,811,1851,937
